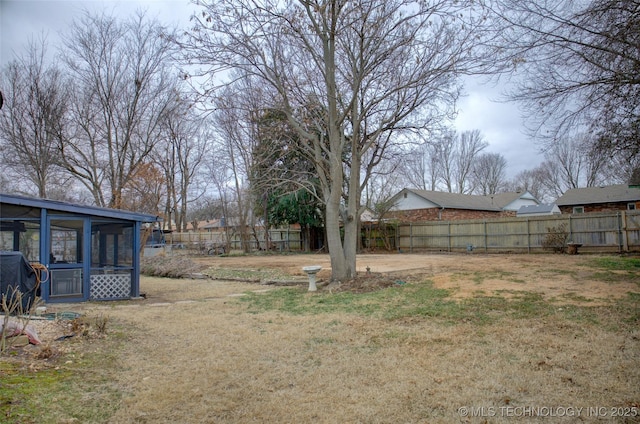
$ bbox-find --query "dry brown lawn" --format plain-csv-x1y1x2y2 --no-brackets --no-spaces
11,253,640,423
196,252,639,302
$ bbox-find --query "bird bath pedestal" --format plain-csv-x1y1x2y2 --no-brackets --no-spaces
302,266,322,292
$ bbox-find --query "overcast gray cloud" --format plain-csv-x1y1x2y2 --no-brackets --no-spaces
455,76,543,177
0,0,543,178
1,0,193,65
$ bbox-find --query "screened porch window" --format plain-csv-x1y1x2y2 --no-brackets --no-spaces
91,222,134,268
0,220,41,262
50,219,83,264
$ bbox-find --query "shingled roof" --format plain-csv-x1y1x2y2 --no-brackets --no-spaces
556,185,640,206
0,192,158,222
396,189,535,212
517,203,561,216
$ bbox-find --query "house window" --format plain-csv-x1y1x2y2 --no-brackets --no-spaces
573,206,584,214
629,203,637,211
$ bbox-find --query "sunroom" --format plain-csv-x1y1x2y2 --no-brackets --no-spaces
0,193,158,303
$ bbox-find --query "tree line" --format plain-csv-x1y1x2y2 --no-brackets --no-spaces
1,0,637,281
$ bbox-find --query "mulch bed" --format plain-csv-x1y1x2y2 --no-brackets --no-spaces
322,272,408,293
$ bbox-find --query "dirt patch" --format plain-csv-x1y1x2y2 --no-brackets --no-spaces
198,252,639,303
323,272,401,293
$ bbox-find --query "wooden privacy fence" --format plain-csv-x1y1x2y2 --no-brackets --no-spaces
165,227,303,253
397,211,640,253
161,212,640,254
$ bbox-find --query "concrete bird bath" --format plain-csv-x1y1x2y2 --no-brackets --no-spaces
302,265,322,292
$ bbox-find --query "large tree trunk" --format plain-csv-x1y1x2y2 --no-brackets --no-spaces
324,196,348,281
342,140,362,280
323,135,359,281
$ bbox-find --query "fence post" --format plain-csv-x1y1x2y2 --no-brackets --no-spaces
409,223,413,253
484,221,488,253
568,215,573,242
447,221,451,252
619,211,627,252
527,218,531,253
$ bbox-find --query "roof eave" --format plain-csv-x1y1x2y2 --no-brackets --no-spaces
0,193,159,223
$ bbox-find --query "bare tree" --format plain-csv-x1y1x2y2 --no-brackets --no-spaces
472,152,507,195
211,82,264,253
0,37,69,198
362,148,404,212
602,151,640,185
580,136,610,188
434,129,488,193
154,95,208,231
506,168,551,203
488,0,640,161
434,130,456,193
507,132,614,202
537,159,569,201
538,134,609,198
401,142,441,191
203,157,237,251
185,0,495,281
454,130,488,193
58,10,179,208
548,139,582,191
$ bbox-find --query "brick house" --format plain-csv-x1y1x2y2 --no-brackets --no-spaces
555,184,640,214
386,188,539,222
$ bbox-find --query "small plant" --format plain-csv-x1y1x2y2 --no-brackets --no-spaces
542,223,569,253
93,314,109,334
71,317,90,337
34,344,56,360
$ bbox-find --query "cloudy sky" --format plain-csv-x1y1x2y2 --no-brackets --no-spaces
0,0,543,177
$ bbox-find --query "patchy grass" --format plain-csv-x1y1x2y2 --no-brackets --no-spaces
0,323,127,424
587,256,640,271
3,253,639,423
590,270,637,284
204,267,294,282
615,292,640,325
538,268,579,278
240,280,454,318
240,280,622,327
452,270,527,285
0,363,74,423
584,256,640,287
241,274,640,331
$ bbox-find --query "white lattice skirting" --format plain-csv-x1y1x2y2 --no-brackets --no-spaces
90,274,131,300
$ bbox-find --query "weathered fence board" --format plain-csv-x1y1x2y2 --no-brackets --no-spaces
397,211,640,253
165,228,302,253
164,211,640,254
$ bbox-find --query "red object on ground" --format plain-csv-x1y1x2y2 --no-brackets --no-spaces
0,320,42,345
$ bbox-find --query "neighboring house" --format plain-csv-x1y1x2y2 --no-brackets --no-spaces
555,184,640,214
0,193,158,303
387,188,539,222
359,207,377,224
178,219,225,232
517,203,561,217
202,219,226,232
